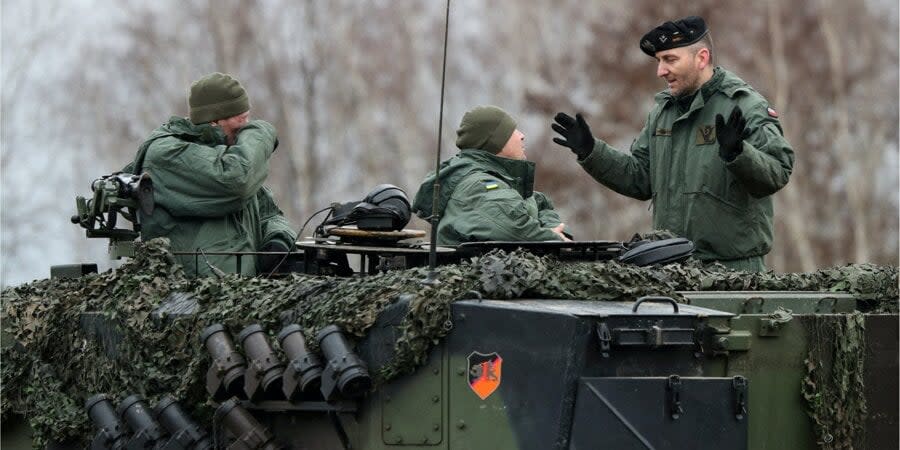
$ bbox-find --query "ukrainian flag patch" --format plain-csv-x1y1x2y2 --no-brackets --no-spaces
484,181,499,190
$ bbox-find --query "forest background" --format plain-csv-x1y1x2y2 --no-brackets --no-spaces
2,0,897,286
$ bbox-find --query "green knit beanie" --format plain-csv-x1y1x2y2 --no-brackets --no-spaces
455,105,517,154
188,72,251,124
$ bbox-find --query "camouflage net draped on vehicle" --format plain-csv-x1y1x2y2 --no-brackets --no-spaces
801,313,868,450
1,238,897,448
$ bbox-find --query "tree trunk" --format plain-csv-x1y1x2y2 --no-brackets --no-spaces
766,0,817,272
818,0,871,263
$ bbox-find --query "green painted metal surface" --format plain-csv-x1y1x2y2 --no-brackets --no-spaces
380,347,445,447
681,291,857,314
719,315,816,450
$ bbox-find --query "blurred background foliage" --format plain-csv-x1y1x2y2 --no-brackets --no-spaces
1,0,897,286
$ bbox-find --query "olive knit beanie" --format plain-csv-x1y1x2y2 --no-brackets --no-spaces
455,105,517,154
188,72,250,124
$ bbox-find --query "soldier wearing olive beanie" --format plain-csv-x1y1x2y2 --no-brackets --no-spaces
188,72,251,124
124,72,296,277
455,105,517,154
412,105,569,245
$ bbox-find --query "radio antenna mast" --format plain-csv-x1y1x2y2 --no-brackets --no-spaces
423,0,451,286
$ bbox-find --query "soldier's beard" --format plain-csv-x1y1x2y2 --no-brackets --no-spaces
673,72,702,98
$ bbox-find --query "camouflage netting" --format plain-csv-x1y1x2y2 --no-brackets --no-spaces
802,313,868,450
1,238,897,448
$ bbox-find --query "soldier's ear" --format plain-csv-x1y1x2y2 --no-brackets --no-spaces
697,47,711,69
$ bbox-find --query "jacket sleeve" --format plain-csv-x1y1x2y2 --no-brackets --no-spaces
446,178,562,242
257,187,297,248
578,112,653,201
533,191,562,228
145,120,277,217
725,99,795,198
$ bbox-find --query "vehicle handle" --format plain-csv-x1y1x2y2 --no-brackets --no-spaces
632,296,679,314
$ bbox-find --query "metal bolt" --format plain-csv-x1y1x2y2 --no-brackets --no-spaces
385,424,392,431
457,420,466,430
385,394,391,402
433,368,440,375
432,395,440,403
433,424,440,431
457,368,465,376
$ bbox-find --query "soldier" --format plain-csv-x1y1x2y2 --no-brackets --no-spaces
552,16,794,272
413,105,569,245
125,72,296,277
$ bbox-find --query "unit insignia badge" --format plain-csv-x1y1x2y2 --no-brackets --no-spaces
697,125,716,145
467,351,502,400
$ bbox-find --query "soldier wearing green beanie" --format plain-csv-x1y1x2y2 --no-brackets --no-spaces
189,72,250,125
412,105,569,245
187,72,253,145
123,72,296,277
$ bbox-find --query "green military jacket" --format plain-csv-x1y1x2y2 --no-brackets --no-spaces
580,68,794,268
413,149,563,245
125,117,296,277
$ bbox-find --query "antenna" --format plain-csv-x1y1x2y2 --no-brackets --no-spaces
423,0,451,286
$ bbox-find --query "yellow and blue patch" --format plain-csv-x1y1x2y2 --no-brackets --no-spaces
484,181,499,190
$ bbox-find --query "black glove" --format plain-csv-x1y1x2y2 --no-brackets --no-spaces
258,240,289,274
715,106,749,162
552,112,595,159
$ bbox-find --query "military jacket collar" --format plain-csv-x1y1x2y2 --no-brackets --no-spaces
457,149,536,199
654,67,752,113
161,116,228,146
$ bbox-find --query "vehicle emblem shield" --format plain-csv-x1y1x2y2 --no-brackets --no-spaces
467,351,502,400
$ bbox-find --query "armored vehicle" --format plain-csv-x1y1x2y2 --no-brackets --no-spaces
1,178,897,449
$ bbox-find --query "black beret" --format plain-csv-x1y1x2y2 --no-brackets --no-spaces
639,16,709,56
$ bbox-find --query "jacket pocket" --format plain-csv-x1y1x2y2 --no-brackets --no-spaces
683,190,763,260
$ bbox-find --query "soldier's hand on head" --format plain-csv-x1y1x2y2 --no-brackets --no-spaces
715,106,748,162
552,112,595,159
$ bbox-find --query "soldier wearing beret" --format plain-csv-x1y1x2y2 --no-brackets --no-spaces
552,16,794,272
124,72,296,277
413,105,569,245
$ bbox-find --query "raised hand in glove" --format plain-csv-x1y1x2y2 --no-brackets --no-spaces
258,240,289,274
715,106,750,162
552,112,595,159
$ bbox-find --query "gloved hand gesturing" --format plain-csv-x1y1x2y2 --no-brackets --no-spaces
552,112,595,159
715,106,749,162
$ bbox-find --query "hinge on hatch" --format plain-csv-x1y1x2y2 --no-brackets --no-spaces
596,322,612,358
732,375,748,420
666,375,684,420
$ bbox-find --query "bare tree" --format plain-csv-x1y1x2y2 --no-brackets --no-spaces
1,0,896,285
